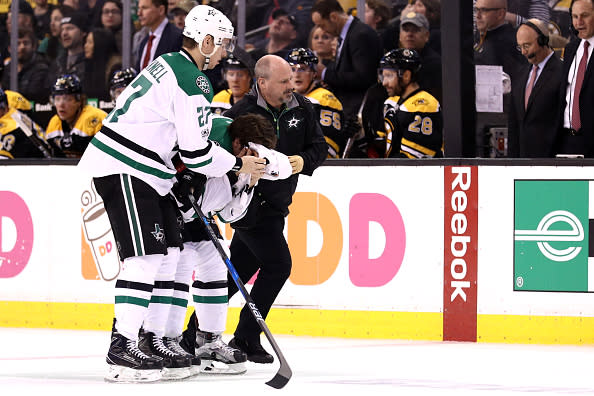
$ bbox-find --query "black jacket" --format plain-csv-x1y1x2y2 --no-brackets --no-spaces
508,53,563,157
322,17,383,118
225,86,327,217
557,38,594,157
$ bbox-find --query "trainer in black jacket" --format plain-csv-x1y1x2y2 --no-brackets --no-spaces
184,54,326,364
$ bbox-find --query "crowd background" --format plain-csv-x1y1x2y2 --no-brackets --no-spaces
0,0,588,159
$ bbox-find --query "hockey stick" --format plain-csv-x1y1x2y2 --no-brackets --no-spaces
187,194,292,389
10,111,52,158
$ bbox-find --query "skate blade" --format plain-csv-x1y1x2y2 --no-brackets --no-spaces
199,359,247,375
162,366,193,380
104,365,162,383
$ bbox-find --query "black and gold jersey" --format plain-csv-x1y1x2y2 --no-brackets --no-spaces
306,86,345,158
45,105,106,158
383,89,443,158
211,89,233,115
0,108,48,159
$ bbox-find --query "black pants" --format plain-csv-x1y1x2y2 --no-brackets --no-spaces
228,215,292,341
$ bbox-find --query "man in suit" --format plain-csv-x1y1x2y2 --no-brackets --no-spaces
557,0,594,156
508,18,563,157
311,0,382,119
136,0,183,71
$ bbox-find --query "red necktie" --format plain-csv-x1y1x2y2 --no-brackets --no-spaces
141,34,156,69
571,41,590,131
524,65,538,110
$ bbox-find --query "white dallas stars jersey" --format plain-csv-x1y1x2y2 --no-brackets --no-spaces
78,51,237,196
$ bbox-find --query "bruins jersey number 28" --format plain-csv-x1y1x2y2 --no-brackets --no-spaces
383,89,443,158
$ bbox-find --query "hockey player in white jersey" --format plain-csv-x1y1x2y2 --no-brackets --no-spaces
78,5,266,383
162,113,291,375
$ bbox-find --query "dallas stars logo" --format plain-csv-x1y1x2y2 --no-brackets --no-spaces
287,116,301,128
151,223,165,244
196,75,210,94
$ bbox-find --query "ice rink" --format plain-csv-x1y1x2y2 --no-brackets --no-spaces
1,327,594,396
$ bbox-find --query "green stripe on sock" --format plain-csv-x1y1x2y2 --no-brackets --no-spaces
171,297,188,307
149,295,173,304
115,295,150,307
193,295,228,304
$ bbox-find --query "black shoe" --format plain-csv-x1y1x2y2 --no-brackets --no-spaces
228,337,274,364
106,330,163,370
138,331,191,369
180,313,199,354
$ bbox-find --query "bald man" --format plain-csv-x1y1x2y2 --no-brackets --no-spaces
508,19,563,157
474,0,527,82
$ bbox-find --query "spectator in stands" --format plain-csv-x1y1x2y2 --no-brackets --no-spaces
82,0,106,27
239,0,315,50
364,0,393,52
211,54,253,115
308,24,336,64
45,74,107,158
557,0,594,157
406,0,441,54
250,8,299,61
38,6,71,63
506,0,551,26
311,0,383,119
508,19,563,157
6,1,36,37
136,0,183,70
84,28,122,101
1,29,50,103
62,0,81,11
33,0,55,41
48,12,88,94
169,0,197,30
399,11,442,102
99,0,124,53
287,47,346,158
474,0,527,83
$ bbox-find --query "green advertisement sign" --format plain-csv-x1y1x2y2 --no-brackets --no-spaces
514,180,589,292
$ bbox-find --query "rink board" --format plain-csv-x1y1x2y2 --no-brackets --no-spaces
2,164,594,344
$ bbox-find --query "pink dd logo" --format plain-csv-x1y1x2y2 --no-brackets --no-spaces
0,191,34,278
349,193,406,287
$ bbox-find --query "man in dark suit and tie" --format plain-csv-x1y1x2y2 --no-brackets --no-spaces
508,18,563,157
311,0,383,119
557,0,594,157
136,0,183,71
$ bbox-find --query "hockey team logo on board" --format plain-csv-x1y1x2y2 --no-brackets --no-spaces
514,180,590,292
196,75,210,94
80,182,121,281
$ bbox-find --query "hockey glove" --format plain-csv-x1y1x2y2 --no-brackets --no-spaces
172,168,207,204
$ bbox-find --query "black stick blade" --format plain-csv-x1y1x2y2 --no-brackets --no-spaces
265,368,292,389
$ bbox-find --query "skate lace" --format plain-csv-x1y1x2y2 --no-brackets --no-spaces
153,336,176,357
164,337,188,356
126,339,152,360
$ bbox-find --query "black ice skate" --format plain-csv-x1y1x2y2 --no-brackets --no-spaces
164,336,201,376
138,330,193,380
105,330,163,383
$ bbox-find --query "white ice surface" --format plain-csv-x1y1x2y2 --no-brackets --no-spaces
1,328,594,395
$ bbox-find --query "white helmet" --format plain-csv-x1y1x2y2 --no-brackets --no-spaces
183,5,235,50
